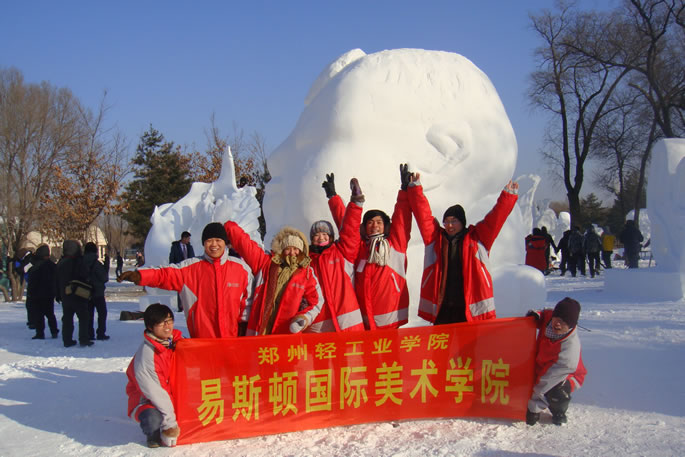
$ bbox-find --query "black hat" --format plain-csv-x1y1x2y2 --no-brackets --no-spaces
443,204,466,227
202,222,229,244
35,244,50,258
362,209,391,237
553,297,581,328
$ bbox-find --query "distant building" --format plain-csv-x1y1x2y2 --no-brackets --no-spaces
22,225,109,259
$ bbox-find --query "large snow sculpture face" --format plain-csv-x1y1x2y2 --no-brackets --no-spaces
264,49,518,239
647,139,685,272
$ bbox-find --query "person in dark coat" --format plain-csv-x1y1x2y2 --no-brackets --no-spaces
26,244,59,339
540,226,557,273
556,230,571,276
567,226,586,277
168,231,195,264
56,240,93,347
84,242,110,341
115,252,124,277
619,220,644,268
583,226,602,277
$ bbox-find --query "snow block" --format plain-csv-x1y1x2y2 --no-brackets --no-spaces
604,268,685,301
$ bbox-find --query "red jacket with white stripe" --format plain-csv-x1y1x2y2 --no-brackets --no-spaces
309,201,365,332
533,309,587,394
408,184,517,323
126,328,183,429
329,190,411,330
224,221,324,336
138,252,253,338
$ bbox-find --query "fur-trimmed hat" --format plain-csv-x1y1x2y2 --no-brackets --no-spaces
443,204,466,227
361,209,391,238
271,226,309,256
202,222,229,244
553,297,581,328
310,220,335,241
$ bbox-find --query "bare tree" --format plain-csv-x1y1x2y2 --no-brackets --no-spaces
529,3,630,225
565,0,684,221
39,93,127,242
0,67,82,299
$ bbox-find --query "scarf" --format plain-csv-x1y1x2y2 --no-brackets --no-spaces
145,330,175,349
367,234,390,266
260,253,311,335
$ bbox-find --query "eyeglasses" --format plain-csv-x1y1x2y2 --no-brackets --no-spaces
154,318,174,328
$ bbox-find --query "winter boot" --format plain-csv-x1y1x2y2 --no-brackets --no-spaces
51,329,59,339
525,409,540,426
64,339,77,348
552,412,567,425
32,333,45,340
146,430,161,448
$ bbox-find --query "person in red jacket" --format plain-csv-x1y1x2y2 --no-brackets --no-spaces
525,297,587,426
117,222,253,339
126,303,183,448
408,174,518,324
224,222,324,335
308,177,365,332
324,165,412,330
525,228,549,273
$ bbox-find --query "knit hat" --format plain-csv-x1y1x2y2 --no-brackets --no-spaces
443,204,466,227
202,222,229,244
362,209,391,237
282,235,305,252
310,220,335,241
35,244,50,258
553,297,581,328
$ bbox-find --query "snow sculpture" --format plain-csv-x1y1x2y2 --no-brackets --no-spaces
263,48,545,321
140,148,263,309
605,139,685,300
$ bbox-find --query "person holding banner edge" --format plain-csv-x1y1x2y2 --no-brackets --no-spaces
126,303,182,447
525,297,587,426
407,171,518,324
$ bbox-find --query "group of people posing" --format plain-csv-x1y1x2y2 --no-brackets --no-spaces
120,165,586,446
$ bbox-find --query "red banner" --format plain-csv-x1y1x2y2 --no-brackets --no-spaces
172,317,536,444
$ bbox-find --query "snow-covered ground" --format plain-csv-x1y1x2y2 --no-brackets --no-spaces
1,262,683,457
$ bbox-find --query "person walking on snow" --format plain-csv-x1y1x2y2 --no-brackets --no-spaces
408,173,518,324
83,242,110,340
326,164,412,330
309,175,366,332
117,223,253,339
223,221,324,336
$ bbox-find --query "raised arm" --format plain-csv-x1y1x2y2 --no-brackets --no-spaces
223,220,271,273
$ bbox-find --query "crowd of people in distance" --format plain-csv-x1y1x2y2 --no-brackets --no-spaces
525,219,645,277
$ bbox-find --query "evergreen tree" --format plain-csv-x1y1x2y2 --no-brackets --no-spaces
578,193,607,229
120,126,192,242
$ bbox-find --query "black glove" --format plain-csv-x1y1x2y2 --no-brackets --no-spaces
322,173,336,198
400,163,411,191
526,310,541,321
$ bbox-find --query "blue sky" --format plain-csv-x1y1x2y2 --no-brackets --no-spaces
2,0,613,201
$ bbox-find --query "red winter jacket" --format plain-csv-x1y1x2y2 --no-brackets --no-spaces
533,309,586,393
309,200,365,332
126,328,183,429
329,190,411,330
525,234,548,272
224,221,324,336
408,184,517,323
138,252,253,338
